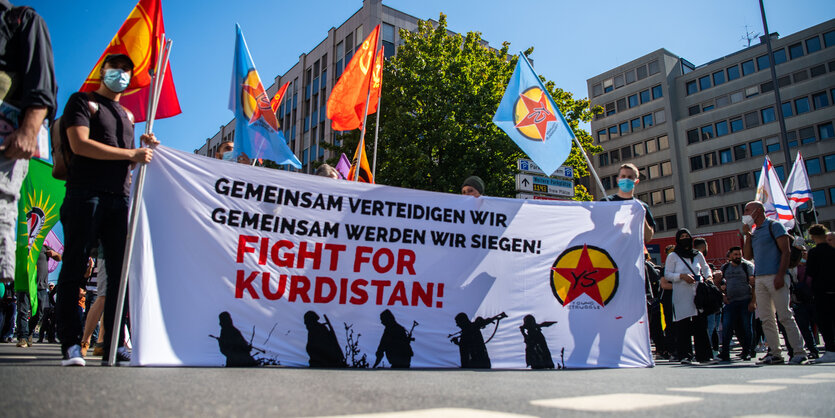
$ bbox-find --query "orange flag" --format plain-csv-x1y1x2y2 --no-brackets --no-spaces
347,138,374,183
80,0,181,122
327,25,380,131
366,47,383,115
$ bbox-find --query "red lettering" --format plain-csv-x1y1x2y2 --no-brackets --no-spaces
271,240,295,267
236,235,258,263
339,278,349,304
288,275,311,303
235,270,260,299
387,281,409,306
372,248,394,273
314,276,337,303
325,243,346,271
349,279,368,304
397,249,416,275
370,280,391,305
297,242,323,270
354,246,373,272
258,237,269,265
411,282,434,307
262,272,287,300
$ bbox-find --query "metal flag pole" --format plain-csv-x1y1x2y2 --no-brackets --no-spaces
353,26,381,182
372,68,382,179
107,36,172,366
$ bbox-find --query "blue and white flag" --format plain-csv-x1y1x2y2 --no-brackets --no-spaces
229,24,301,168
756,156,794,229
493,54,573,177
784,151,813,213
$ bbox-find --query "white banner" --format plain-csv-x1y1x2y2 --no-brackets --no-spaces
129,146,652,369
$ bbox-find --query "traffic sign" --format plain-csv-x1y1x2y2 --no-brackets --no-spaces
517,159,573,179
516,193,566,201
515,173,574,197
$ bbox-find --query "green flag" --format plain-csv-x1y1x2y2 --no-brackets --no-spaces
14,159,65,312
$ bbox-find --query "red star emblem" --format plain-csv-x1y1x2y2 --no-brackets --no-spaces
551,245,618,306
515,90,557,141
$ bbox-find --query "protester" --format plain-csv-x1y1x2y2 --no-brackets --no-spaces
56,53,158,366
827,232,835,248
664,228,715,364
658,244,676,360
742,201,806,365
461,176,484,197
789,242,818,359
38,282,56,343
21,245,60,347
81,254,107,356
315,164,340,179
694,237,720,355
0,281,15,341
0,1,57,285
601,163,654,243
215,138,250,164
718,246,755,362
806,224,835,363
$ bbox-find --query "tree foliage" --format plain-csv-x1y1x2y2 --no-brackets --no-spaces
325,14,601,199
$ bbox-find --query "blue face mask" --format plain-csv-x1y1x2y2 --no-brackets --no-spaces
102,68,131,93
222,151,236,162
617,178,636,193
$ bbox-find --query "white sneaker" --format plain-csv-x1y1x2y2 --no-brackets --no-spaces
61,344,86,367
788,354,807,365
814,351,835,364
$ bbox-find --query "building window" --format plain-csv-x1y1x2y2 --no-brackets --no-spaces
726,206,740,222
719,148,732,164
738,173,751,189
658,135,669,150
813,92,830,109
697,211,710,226
628,94,638,108
592,83,602,97
661,161,672,176
603,79,613,93
382,23,396,59
648,60,660,75
694,184,707,199
782,101,793,117
610,149,620,164
730,117,744,133
619,122,630,135
761,81,774,93
766,137,781,153
820,122,834,140
664,215,677,230
793,70,809,83
700,125,714,140
704,151,717,168
730,91,744,103
712,70,725,86
716,95,729,108
811,64,827,77
789,43,804,59
650,191,663,206
723,176,737,193
744,111,760,128
599,153,609,166
690,156,703,171
609,125,619,139
741,60,755,76
699,75,711,90
646,138,658,153
631,118,641,131
689,105,701,116
806,158,822,176
686,80,698,95
616,98,627,112
687,129,699,144
711,208,725,224
799,126,816,144
642,114,653,128
640,89,651,104
727,65,740,81
795,97,811,114
597,129,607,143
811,190,827,207
716,120,729,137
708,180,721,196
606,102,616,116
825,30,835,48
702,102,714,112
614,74,624,89
648,164,660,179
825,154,835,172
637,65,648,80
761,107,776,124
650,85,663,100
621,145,632,160
734,144,747,161
757,54,770,70
773,48,787,64
664,188,675,203
633,142,645,156
601,176,611,189
625,69,636,84
806,36,822,54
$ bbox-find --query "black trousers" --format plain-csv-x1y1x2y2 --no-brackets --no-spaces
56,189,128,356
814,292,835,352
674,313,713,362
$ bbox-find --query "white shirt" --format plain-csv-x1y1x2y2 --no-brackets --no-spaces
664,251,713,322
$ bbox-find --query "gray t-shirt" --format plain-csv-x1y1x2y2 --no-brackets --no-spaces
751,220,786,276
722,260,754,302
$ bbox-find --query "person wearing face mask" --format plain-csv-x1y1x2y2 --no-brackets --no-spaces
741,201,807,365
717,246,755,362
602,163,655,243
214,138,250,164
663,228,715,365
56,54,158,367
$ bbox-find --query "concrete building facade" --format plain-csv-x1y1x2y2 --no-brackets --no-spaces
195,0,420,173
587,19,835,238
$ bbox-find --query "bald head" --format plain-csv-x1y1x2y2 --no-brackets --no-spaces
744,201,765,225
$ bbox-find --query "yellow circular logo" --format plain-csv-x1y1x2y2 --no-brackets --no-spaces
513,87,557,141
550,244,619,307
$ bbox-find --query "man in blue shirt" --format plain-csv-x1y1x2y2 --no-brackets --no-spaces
742,201,806,365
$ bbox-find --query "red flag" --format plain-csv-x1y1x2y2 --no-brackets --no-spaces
80,0,181,122
327,25,380,131
366,47,383,115
347,138,374,183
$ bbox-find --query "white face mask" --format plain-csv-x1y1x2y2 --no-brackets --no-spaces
742,215,755,226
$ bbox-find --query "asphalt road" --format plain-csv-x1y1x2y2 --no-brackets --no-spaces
1,343,833,417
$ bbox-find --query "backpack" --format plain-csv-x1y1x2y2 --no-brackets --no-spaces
765,220,802,268
51,92,134,180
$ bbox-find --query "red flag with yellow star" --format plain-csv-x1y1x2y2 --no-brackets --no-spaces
79,0,181,122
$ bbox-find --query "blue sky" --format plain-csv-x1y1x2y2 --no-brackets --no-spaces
29,0,833,153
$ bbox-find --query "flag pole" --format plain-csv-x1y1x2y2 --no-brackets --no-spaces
107,36,172,366
371,84,381,179
354,27,380,182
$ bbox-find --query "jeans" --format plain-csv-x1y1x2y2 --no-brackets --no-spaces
56,189,129,355
706,312,721,351
15,291,30,340
754,274,806,358
720,299,752,358
29,289,47,338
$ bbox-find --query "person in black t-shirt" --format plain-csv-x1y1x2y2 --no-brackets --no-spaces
56,54,158,367
601,163,655,243
807,224,835,363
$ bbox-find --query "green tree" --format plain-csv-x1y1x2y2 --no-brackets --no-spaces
325,14,601,199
